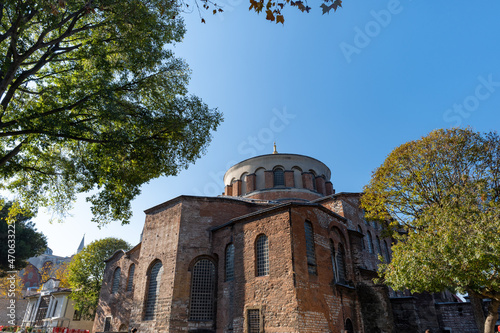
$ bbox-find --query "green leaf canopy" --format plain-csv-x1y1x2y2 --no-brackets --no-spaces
0,0,222,225
361,128,500,332
67,237,130,318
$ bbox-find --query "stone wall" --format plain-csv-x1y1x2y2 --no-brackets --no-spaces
212,207,298,332
435,302,478,333
93,245,141,333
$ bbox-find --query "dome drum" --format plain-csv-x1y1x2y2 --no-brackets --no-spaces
223,153,334,201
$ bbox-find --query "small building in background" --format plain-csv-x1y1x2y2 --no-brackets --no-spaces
0,239,85,327
22,278,93,332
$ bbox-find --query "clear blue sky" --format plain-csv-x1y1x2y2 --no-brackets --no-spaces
33,0,500,256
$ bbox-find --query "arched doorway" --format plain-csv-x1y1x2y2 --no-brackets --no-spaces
344,318,354,333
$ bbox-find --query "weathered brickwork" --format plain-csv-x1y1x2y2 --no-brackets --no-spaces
436,302,477,333
93,245,140,333
244,189,323,202
94,153,481,333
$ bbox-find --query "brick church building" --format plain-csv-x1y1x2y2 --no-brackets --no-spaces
93,151,476,333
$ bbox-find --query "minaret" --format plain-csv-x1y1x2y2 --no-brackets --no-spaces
77,235,85,253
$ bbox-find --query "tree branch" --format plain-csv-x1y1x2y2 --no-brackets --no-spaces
0,140,25,167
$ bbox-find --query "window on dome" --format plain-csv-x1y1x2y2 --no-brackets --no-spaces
273,168,284,186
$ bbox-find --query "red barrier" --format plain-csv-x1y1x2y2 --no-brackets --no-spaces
53,327,88,333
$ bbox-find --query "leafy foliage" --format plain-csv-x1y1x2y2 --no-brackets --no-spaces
0,272,23,297
0,0,222,226
248,0,343,23
361,128,500,333
188,0,343,24
38,261,70,288
0,201,47,276
67,237,130,319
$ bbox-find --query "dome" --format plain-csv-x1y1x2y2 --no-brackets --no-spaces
223,153,334,202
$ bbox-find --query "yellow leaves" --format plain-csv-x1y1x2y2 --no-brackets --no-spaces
0,274,23,297
6,201,26,225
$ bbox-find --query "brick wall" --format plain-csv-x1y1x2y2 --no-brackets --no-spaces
213,208,299,332
290,206,360,333
244,189,323,202
435,302,478,333
93,245,140,333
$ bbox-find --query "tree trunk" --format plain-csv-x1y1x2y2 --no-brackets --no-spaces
470,293,485,332
484,299,500,333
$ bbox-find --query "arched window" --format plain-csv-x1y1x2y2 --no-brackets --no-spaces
256,235,269,276
344,318,354,333
292,166,303,188
111,267,121,294
357,225,365,250
241,173,248,195
127,264,135,292
330,239,337,282
273,168,284,187
383,240,391,262
225,243,235,282
189,259,216,321
104,317,111,332
144,261,163,320
367,231,374,254
376,236,382,256
336,243,347,284
255,167,266,190
304,221,317,275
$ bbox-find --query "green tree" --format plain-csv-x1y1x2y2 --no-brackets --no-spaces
0,201,47,276
67,237,130,318
0,0,222,226
361,128,500,333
